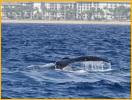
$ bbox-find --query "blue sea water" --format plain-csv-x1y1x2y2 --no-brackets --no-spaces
2,23,130,98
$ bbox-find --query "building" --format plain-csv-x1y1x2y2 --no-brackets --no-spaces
41,2,77,20
1,2,130,21
2,2,34,19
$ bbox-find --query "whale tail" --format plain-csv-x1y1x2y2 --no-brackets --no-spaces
55,56,110,69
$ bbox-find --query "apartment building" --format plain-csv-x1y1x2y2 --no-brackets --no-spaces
41,2,77,20
2,2,130,21
2,2,34,19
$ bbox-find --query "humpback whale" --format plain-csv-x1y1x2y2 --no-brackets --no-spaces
50,56,110,69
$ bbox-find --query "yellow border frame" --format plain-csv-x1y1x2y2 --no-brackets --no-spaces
0,0,131,100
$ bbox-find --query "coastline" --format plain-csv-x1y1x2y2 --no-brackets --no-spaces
2,20,130,25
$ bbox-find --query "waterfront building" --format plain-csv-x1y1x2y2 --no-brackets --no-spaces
41,2,76,20
76,2,100,20
2,2,130,21
2,2,34,19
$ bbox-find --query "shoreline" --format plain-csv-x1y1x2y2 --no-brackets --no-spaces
2,20,130,25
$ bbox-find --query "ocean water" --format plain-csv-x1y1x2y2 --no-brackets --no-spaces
2,23,130,98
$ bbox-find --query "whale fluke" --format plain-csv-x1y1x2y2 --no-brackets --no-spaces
54,56,110,69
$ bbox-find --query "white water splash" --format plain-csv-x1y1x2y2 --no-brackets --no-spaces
25,63,55,71
64,61,112,72
83,61,112,72
25,61,112,73
21,62,131,83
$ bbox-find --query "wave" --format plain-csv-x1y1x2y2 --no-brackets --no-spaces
3,61,128,85
19,61,129,84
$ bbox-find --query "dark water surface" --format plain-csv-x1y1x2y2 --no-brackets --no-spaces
2,23,130,98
